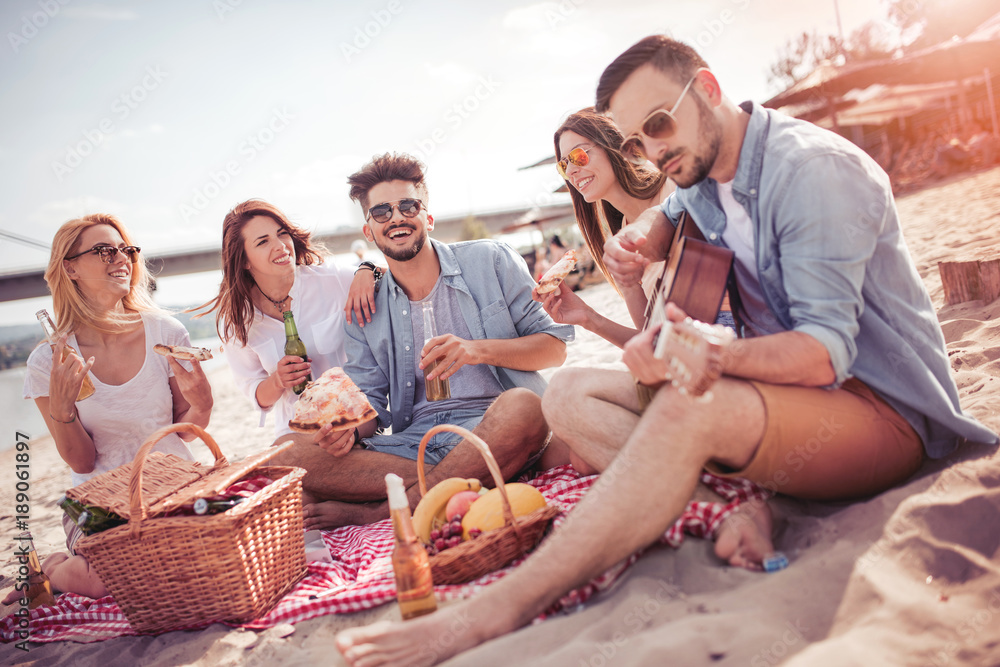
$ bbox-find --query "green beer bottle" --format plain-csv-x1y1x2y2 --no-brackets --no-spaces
283,310,312,394
59,497,127,535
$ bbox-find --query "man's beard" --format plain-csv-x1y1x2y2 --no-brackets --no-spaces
376,224,426,262
656,95,722,188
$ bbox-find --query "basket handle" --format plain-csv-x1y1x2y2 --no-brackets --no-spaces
127,423,226,538
416,424,519,533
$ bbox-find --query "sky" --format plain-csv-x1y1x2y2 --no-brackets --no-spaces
0,0,895,326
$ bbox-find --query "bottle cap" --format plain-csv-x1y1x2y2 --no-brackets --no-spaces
385,473,408,510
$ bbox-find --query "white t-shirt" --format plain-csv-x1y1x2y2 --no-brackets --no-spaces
717,180,785,336
223,262,355,437
23,311,195,487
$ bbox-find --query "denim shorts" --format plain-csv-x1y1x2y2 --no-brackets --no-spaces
361,408,486,465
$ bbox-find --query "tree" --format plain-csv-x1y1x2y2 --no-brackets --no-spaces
886,0,999,51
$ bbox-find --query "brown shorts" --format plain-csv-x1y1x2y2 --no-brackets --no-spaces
705,378,925,500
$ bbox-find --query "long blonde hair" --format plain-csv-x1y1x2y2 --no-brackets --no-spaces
45,213,158,336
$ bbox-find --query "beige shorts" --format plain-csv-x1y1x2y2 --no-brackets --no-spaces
705,378,925,500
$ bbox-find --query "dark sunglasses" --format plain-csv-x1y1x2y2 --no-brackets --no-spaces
365,198,424,224
65,244,142,264
556,147,591,179
619,71,700,164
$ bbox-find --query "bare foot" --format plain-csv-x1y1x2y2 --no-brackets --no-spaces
714,500,775,571
336,603,507,667
2,586,24,605
303,500,388,530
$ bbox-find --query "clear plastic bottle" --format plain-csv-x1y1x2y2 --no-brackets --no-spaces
386,473,437,620
36,309,96,401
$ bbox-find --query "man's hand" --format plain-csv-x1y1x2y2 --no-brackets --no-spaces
314,424,356,457
604,225,650,289
622,323,671,385
420,334,481,381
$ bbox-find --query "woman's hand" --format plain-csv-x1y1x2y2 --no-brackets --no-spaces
605,225,650,289
344,267,379,326
48,337,93,422
533,282,593,327
167,357,213,413
273,355,313,390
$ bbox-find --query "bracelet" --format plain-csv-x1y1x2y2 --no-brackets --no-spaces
355,261,377,274
50,411,77,424
356,262,384,290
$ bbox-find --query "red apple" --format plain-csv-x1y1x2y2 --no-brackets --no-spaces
445,490,481,521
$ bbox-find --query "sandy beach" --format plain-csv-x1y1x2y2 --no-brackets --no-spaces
2,167,999,666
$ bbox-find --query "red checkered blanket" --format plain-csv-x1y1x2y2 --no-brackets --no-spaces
1,466,770,643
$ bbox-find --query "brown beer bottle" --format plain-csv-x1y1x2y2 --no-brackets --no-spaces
421,301,450,401
17,531,56,609
36,309,96,401
385,473,437,620
283,310,312,394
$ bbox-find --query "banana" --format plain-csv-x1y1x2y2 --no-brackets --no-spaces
412,477,482,543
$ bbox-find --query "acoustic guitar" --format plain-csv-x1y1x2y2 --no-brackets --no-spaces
635,211,735,409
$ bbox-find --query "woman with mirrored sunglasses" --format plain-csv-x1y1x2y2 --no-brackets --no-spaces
536,107,674,348
18,213,214,601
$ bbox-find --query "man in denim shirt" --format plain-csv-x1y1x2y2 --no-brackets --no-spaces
334,37,997,665
289,153,573,529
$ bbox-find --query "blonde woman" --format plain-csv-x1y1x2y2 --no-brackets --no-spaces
19,213,212,600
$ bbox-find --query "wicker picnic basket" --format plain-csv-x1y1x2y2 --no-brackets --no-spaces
416,424,559,585
69,423,307,633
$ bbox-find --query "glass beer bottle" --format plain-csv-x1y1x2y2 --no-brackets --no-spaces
17,531,56,609
385,473,437,620
36,309,96,401
421,301,450,401
283,310,312,394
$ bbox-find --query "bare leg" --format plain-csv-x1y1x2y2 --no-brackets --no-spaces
44,553,108,599
304,388,550,529
542,367,643,474
336,378,767,666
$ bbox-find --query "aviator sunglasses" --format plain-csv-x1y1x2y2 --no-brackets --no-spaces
556,146,592,179
65,244,142,264
365,198,424,224
619,71,701,164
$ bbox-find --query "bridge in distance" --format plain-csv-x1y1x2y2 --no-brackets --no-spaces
0,203,575,303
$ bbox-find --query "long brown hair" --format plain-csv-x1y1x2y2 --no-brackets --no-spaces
45,213,158,336
554,107,666,285
194,199,324,345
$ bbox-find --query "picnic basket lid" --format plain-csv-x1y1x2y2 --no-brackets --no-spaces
66,423,297,519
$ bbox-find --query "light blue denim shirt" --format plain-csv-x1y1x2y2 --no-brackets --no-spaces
662,101,997,458
343,238,575,436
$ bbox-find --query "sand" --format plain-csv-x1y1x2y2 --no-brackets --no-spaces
2,167,999,666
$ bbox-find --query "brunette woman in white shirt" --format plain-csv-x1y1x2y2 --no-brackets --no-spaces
197,199,379,446
17,213,213,601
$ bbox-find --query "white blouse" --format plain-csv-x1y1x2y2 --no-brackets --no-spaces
24,311,195,487
223,262,356,437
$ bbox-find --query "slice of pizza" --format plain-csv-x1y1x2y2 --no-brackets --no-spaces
153,344,214,361
536,249,579,294
288,367,378,434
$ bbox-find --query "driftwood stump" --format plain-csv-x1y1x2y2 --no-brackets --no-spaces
938,253,1000,305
